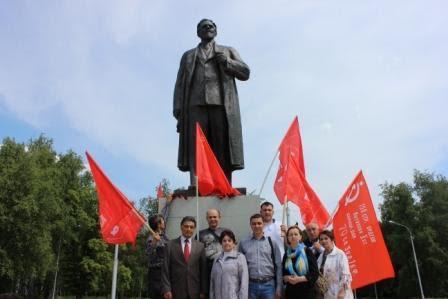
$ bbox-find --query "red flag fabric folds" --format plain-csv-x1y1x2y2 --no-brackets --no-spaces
274,116,329,228
274,117,305,205
86,152,145,245
294,166,331,229
195,123,241,197
333,171,395,289
277,116,305,176
274,153,307,205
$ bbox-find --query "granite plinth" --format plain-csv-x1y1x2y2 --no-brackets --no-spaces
173,187,247,198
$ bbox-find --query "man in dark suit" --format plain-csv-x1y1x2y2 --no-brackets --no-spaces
161,216,207,299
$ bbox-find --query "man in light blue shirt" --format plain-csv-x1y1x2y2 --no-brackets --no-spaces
238,214,282,299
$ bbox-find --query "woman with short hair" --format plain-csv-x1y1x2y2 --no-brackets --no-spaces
317,230,353,299
210,230,248,299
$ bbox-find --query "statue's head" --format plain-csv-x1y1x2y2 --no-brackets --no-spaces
197,19,217,41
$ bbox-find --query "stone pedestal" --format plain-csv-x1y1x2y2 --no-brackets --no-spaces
159,194,263,241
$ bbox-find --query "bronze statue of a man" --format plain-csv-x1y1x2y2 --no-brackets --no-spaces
173,19,250,186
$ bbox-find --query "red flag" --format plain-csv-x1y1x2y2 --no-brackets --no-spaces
274,117,305,205
274,116,329,227
333,171,395,289
156,183,164,199
274,152,307,205
294,164,330,229
278,116,305,176
195,123,241,197
86,152,145,244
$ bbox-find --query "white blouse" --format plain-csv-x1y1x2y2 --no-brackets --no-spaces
317,246,353,299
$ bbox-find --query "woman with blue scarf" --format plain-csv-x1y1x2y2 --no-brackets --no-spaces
282,226,319,299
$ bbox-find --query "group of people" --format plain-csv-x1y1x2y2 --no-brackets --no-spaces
146,202,353,299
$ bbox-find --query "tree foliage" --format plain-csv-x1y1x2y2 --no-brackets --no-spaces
362,170,448,298
0,136,164,298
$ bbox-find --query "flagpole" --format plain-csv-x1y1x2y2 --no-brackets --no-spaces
144,223,156,235
258,149,279,197
133,210,156,236
196,175,199,241
128,203,156,236
324,203,340,229
282,195,288,226
282,151,293,227
111,244,119,299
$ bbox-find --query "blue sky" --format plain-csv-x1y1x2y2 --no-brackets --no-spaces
1,1,447,224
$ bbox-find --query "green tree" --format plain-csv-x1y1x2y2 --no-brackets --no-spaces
79,239,113,293
0,135,175,297
379,170,448,298
0,136,101,297
0,136,60,295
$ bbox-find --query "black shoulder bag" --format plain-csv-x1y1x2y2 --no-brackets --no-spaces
267,236,277,288
315,252,329,297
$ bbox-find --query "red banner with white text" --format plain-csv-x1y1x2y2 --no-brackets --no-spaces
333,171,395,289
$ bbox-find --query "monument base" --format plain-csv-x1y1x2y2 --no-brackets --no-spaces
159,194,263,241
173,186,247,198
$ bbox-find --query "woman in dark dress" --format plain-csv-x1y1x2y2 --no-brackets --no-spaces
282,226,319,299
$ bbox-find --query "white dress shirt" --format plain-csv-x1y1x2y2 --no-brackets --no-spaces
263,219,285,257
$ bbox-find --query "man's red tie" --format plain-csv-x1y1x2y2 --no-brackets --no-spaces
184,239,190,262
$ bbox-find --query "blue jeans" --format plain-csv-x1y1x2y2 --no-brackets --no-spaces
249,279,276,299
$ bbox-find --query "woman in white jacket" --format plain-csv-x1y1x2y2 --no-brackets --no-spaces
317,230,353,299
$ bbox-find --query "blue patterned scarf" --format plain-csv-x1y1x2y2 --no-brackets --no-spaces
284,243,309,276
